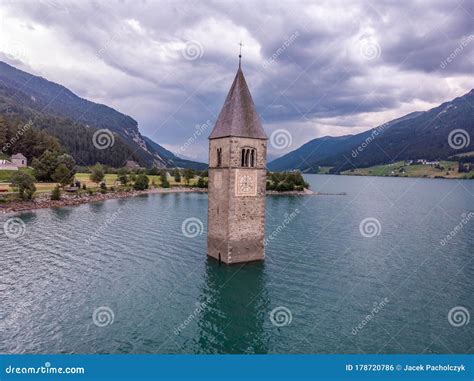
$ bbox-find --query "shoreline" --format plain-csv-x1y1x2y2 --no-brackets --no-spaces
1,187,328,215
0,187,207,215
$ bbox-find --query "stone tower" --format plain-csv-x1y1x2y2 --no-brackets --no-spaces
207,63,268,264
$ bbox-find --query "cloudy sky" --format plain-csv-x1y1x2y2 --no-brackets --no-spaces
0,0,473,162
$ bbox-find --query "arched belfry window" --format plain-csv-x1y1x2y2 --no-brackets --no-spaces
217,148,222,167
245,149,250,167
241,148,256,168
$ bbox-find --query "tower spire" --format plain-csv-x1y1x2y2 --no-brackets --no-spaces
238,41,243,68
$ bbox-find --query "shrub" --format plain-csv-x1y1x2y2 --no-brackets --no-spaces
134,174,149,190
160,171,170,188
10,172,37,200
51,185,61,200
117,167,128,185
196,177,207,188
173,169,181,182
90,164,105,184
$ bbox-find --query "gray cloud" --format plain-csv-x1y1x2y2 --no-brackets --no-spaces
0,0,473,160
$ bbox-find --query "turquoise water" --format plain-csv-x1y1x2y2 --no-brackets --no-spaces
1,175,473,354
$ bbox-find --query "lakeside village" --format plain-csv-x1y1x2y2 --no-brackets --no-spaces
0,150,309,213
341,157,473,179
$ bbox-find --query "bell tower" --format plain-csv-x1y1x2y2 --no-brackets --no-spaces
207,60,268,264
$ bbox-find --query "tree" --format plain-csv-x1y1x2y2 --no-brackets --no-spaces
196,177,207,188
90,164,105,185
31,150,75,183
183,169,194,185
32,150,59,181
56,154,74,169
51,185,61,200
133,174,149,190
117,167,128,185
160,171,170,188
52,164,74,186
57,154,76,175
147,167,160,176
0,116,7,149
10,172,36,200
173,168,181,183
266,171,309,192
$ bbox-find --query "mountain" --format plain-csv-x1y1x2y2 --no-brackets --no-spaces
141,136,207,170
268,90,474,172
0,61,206,169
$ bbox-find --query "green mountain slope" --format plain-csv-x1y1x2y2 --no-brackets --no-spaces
0,61,206,169
268,91,474,173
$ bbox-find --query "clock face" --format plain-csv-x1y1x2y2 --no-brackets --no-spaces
239,175,253,193
235,170,257,196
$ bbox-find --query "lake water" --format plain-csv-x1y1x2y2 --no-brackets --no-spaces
1,175,473,354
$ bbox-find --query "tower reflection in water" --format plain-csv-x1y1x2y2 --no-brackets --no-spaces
195,259,270,354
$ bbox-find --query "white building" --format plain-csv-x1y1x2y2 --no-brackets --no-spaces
11,153,27,167
0,159,18,170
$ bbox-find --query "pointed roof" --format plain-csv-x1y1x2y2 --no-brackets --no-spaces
209,66,267,140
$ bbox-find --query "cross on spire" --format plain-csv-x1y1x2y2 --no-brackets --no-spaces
238,41,243,67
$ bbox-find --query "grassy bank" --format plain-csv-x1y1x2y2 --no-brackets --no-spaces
0,171,202,195
341,161,473,179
